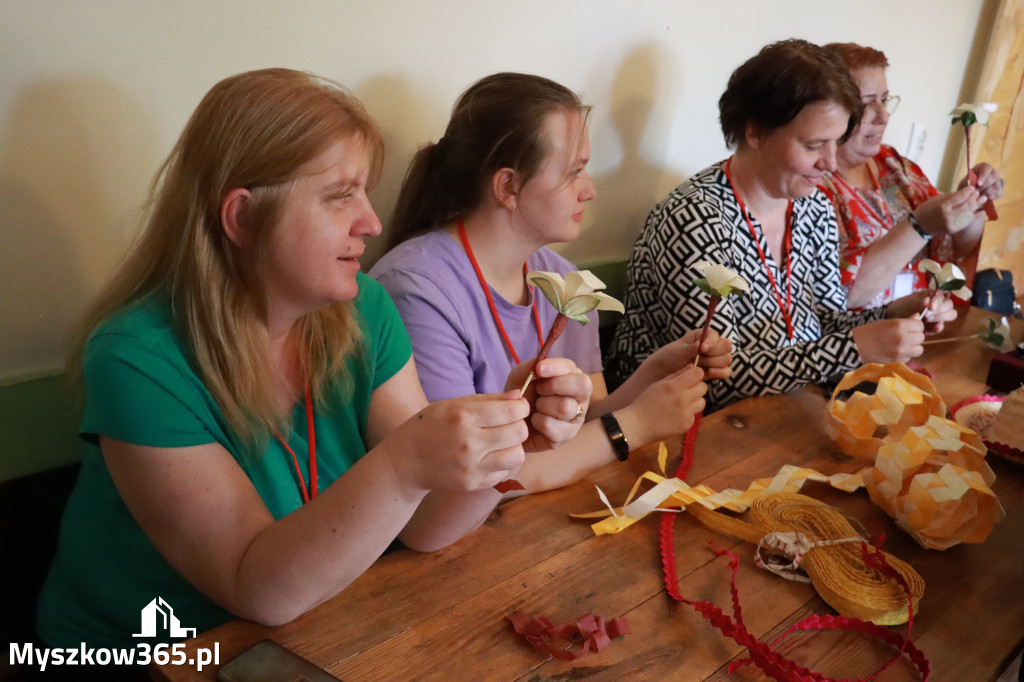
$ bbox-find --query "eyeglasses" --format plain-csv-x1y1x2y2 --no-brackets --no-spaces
862,94,900,115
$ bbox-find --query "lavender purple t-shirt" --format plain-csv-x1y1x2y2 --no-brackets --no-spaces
370,230,603,401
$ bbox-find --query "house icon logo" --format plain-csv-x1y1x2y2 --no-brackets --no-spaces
133,597,197,638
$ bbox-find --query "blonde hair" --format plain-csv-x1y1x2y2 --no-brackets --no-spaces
70,68,384,447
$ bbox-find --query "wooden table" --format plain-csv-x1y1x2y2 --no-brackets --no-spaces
154,307,1024,681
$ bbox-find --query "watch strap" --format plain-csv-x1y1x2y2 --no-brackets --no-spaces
600,413,630,461
907,211,931,241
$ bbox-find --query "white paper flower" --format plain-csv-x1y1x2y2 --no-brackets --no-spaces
917,259,972,300
527,270,624,324
950,102,998,127
979,316,1013,352
693,261,751,297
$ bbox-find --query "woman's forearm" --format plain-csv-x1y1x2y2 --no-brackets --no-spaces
845,218,928,308
104,437,430,628
508,420,618,493
951,216,984,261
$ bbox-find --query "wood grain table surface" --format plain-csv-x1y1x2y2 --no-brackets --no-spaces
153,307,1024,681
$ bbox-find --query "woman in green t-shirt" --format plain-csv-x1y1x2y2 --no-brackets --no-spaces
38,68,592,653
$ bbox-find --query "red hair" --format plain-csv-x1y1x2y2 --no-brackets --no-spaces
824,43,889,71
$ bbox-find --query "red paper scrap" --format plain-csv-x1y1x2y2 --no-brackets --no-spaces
506,611,629,661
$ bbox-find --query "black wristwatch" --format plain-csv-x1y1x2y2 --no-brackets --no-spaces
907,211,931,241
600,413,630,461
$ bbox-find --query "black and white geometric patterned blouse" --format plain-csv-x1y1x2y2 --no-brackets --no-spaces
607,161,884,412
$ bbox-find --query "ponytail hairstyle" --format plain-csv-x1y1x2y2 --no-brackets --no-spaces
388,72,588,249
70,68,384,448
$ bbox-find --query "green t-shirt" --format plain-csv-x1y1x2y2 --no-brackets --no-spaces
38,273,412,649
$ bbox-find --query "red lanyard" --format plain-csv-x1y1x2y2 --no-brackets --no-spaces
832,163,893,227
457,217,543,366
723,158,794,340
276,383,317,504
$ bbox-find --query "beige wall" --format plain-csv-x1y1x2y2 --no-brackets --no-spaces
0,0,988,381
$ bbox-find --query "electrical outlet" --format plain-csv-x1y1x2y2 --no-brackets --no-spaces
906,122,926,162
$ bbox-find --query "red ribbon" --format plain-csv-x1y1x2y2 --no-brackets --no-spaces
659,414,931,681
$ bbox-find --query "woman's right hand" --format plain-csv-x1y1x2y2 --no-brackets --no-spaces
913,186,984,236
385,393,530,493
851,317,926,364
617,365,707,446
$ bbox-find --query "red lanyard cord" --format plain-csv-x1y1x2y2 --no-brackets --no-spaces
723,159,794,341
457,217,544,366
831,164,893,227
275,383,317,504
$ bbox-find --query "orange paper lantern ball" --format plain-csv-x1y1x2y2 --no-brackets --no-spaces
863,415,1004,550
826,363,946,459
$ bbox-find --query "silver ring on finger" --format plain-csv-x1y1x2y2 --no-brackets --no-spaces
570,403,585,423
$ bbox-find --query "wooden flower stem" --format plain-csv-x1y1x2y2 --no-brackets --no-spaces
693,295,721,367
922,334,976,346
500,314,571,494
965,125,998,220
519,314,569,397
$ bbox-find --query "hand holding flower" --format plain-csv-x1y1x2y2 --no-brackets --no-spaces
493,270,616,494
506,356,593,453
961,162,1006,213
520,270,624,395
951,102,1000,220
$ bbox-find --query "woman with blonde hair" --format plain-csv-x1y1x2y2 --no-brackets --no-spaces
372,73,729,493
38,68,590,655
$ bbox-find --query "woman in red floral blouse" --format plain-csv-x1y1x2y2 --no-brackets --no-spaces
819,43,1005,310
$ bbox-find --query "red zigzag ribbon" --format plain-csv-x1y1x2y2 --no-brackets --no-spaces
658,413,931,681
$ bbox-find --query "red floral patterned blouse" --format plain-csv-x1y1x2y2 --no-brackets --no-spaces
819,145,956,309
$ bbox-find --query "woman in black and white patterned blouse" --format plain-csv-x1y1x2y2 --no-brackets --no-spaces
608,39,956,411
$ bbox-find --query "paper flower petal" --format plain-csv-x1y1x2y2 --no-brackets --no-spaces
526,271,566,311
917,259,970,298
693,261,750,297
563,270,607,299
917,259,941,278
950,102,998,126
562,291,625,318
527,269,624,317
979,316,1014,352
949,285,972,301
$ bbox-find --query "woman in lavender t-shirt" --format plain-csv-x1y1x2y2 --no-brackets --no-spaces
372,73,732,494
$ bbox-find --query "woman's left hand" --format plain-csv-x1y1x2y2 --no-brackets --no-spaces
506,357,593,452
886,289,958,335
961,163,1005,204
690,329,733,380
646,329,733,381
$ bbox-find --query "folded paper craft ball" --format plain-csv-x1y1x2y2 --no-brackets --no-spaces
826,363,946,459
863,415,1004,550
